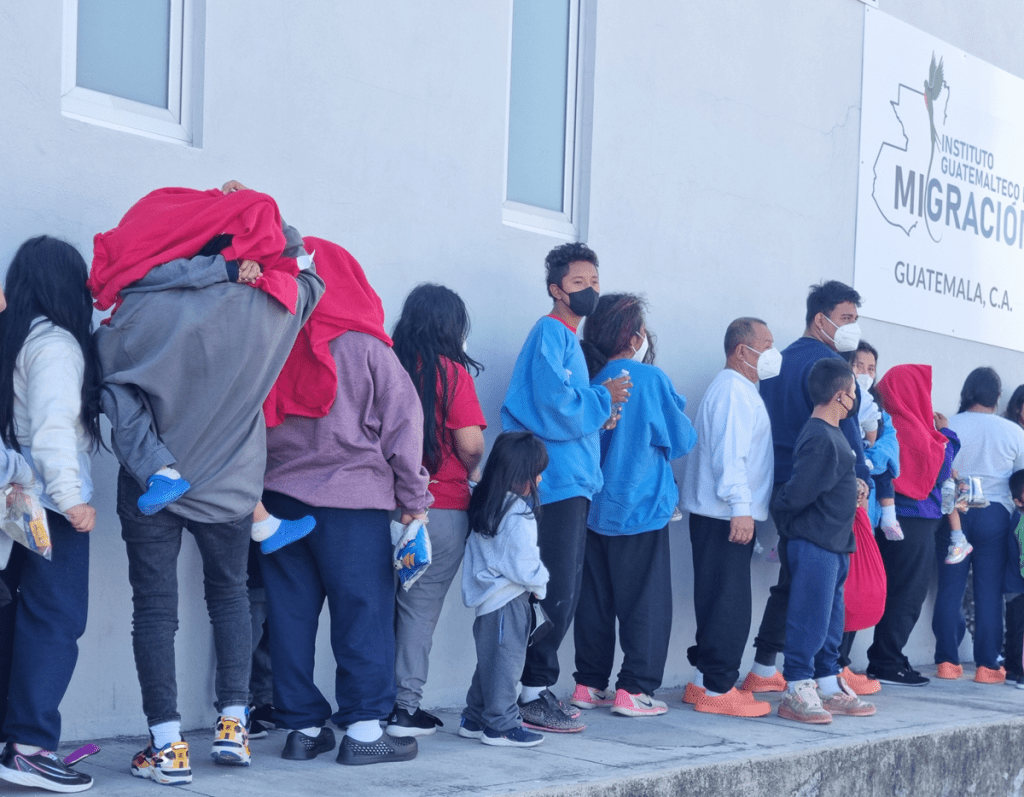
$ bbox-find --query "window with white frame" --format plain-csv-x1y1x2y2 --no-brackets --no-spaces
503,0,593,241
61,0,203,145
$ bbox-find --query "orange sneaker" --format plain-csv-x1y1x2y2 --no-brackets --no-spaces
693,688,771,718
741,670,787,693
839,667,881,695
975,665,1006,684
935,662,963,680
682,683,706,704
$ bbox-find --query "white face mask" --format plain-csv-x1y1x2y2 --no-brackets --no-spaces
856,373,874,395
822,316,861,353
631,332,650,362
742,344,783,380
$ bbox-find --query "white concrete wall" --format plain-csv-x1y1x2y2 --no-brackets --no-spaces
1,0,1022,741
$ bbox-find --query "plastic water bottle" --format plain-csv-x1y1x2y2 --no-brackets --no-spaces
611,368,629,420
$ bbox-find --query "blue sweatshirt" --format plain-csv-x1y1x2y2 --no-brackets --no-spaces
501,316,612,505
759,337,869,485
588,361,697,535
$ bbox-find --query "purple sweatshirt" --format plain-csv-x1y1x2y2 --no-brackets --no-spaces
264,332,432,513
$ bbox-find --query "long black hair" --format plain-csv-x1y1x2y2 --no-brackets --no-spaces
468,432,548,538
392,284,482,472
580,293,655,379
0,236,104,451
1004,385,1024,429
958,366,1001,413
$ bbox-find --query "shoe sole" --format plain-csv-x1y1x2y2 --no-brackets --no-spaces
611,705,668,717
522,720,586,733
457,727,484,739
385,725,436,738
693,702,770,718
778,705,832,724
336,744,418,765
131,765,193,786
570,700,612,710
843,681,882,695
0,766,94,793
868,675,929,687
825,706,877,717
481,735,544,747
210,750,250,766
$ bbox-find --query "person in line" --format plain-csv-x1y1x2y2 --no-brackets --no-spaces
744,281,875,696
680,317,777,718
259,238,432,766
570,294,697,718
500,243,630,733
865,364,959,687
387,284,486,738
775,359,875,724
0,237,102,793
934,367,1024,684
458,432,549,748
94,185,325,784
1002,470,1024,688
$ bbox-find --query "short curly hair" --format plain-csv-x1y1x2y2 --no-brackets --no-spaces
545,242,599,298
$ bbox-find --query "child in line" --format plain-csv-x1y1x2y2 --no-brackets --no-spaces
1002,469,1024,688
775,359,876,724
458,432,550,748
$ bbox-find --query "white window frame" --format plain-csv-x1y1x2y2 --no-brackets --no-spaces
60,0,200,145
501,0,594,241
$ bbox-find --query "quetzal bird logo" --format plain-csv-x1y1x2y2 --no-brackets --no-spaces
924,54,945,242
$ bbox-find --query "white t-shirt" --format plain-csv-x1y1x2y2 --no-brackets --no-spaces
946,410,1024,513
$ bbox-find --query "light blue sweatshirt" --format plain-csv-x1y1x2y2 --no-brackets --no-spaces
588,361,697,536
462,495,550,617
501,316,611,505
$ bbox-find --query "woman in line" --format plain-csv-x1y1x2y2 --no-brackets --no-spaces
570,294,696,717
934,367,1024,683
0,237,102,793
387,284,486,738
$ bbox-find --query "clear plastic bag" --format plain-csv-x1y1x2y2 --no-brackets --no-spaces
2,484,52,560
389,518,431,591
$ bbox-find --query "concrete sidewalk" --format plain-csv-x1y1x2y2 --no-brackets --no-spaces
24,664,1024,797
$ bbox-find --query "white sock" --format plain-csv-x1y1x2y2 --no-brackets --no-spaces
950,529,967,545
881,504,897,526
817,675,840,695
693,670,704,688
251,516,281,542
751,662,777,678
705,689,725,697
155,467,181,481
345,720,382,743
298,726,321,738
14,744,42,755
151,720,181,749
220,705,247,722
520,686,545,704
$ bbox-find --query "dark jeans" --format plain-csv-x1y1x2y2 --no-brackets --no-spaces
573,526,672,696
522,496,589,689
686,514,754,693
933,503,1010,668
0,512,88,749
1005,594,1024,678
867,514,940,672
261,491,395,730
118,467,252,725
781,538,848,683
753,484,788,663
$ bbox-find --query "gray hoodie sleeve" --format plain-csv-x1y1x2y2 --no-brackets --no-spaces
498,511,550,598
0,447,35,488
122,254,234,295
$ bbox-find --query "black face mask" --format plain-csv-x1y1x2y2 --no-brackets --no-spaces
565,286,599,317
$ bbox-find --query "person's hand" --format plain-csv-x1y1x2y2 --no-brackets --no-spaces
934,411,948,430
66,503,95,533
603,375,632,405
399,511,427,526
221,180,250,194
856,478,869,503
237,259,262,283
602,408,621,430
729,515,755,544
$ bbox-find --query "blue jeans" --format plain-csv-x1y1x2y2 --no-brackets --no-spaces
260,491,395,730
781,538,849,683
0,512,88,749
932,503,1010,668
118,467,252,725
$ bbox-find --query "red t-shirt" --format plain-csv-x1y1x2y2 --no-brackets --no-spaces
428,358,487,510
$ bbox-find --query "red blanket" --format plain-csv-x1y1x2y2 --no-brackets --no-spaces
89,187,299,314
262,237,392,428
877,364,949,500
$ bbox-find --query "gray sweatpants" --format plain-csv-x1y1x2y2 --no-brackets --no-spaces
394,508,469,711
463,592,531,733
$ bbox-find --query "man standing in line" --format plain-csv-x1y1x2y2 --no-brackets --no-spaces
680,318,778,718
742,281,877,696
500,242,631,733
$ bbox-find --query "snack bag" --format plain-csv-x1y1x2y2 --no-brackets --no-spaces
390,517,431,590
2,483,52,560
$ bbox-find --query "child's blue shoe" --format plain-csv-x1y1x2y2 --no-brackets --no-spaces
260,516,316,555
137,475,191,515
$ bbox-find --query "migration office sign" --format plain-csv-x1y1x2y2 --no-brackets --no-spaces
854,9,1024,350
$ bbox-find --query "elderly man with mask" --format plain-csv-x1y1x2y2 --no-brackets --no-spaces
681,317,778,719
741,281,877,697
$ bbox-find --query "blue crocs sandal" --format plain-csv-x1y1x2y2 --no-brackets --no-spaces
260,516,316,555
137,475,191,515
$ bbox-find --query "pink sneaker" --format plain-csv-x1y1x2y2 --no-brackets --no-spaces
570,684,614,710
610,689,668,717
